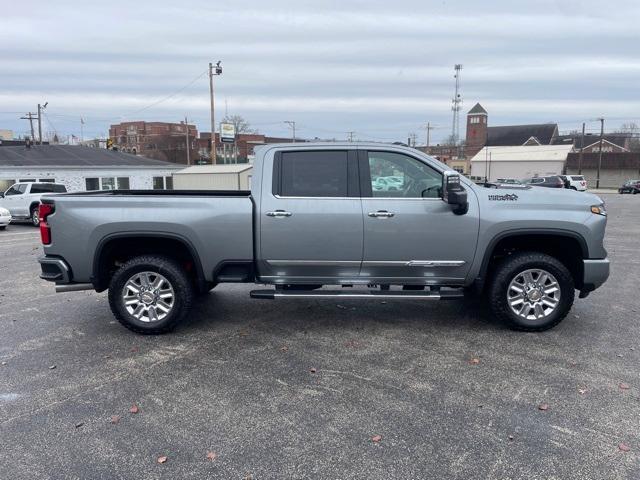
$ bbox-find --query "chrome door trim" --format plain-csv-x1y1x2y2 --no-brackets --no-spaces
362,260,466,267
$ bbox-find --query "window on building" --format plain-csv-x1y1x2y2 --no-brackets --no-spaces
153,176,174,190
278,151,349,197
85,177,130,191
368,151,442,198
86,178,100,190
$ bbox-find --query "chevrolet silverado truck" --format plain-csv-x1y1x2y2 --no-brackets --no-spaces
37,143,610,334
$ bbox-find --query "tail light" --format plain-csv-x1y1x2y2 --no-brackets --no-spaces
39,203,55,245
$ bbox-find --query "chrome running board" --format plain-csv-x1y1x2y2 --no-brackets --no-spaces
250,289,463,300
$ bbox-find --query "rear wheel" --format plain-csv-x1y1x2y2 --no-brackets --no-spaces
488,252,574,331
108,255,193,334
30,206,40,227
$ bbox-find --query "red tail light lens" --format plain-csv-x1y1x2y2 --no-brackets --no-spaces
39,203,55,245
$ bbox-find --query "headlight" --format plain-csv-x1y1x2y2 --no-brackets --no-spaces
590,205,607,216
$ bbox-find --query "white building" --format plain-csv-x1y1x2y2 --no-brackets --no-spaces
173,164,253,190
0,145,183,193
470,145,573,182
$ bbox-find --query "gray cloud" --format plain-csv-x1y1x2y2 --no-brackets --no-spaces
1,0,639,142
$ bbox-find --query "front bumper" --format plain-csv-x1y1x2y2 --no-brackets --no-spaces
581,258,610,294
0,214,11,226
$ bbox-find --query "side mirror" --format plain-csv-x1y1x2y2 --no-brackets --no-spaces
442,172,468,215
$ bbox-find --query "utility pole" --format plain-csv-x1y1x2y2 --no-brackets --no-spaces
285,121,296,142
37,102,48,144
578,122,585,175
184,116,191,165
596,117,604,188
80,117,85,143
209,61,222,164
20,112,37,141
347,131,355,142
425,122,435,147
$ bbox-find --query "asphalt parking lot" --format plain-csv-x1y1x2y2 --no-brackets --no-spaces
0,194,638,479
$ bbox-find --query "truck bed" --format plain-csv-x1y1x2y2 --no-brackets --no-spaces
41,191,255,285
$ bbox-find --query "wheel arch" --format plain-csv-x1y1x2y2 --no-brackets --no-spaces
92,232,206,293
476,229,588,291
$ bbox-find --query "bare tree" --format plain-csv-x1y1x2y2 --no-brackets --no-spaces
615,122,640,152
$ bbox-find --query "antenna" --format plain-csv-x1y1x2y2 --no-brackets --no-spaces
450,64,463,144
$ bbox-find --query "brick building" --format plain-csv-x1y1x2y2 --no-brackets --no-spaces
197,133,298,164
109,121,198,165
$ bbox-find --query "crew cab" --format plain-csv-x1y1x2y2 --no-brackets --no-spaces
0,182,67,226
37,143,610,334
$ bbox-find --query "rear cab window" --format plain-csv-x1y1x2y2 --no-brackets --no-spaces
273,150,358,197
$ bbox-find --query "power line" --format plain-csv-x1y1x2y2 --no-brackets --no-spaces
120,69,207,118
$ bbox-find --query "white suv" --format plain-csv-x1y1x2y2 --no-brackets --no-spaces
559,175,588,191
0,182,67,226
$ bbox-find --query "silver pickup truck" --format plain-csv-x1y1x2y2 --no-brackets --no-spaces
37,143,609,334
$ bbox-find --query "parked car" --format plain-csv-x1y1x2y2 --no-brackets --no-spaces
496,178,522,185
618,179,640,194
0,182,67,226
38,143,609,335
559,175,587,191
0,207,11,230
522,176,565,188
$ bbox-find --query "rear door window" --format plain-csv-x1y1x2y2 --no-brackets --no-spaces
277,151,349,197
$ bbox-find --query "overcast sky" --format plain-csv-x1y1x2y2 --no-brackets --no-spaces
2,0,639,143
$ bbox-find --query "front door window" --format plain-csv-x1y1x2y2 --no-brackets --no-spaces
368,151,442,198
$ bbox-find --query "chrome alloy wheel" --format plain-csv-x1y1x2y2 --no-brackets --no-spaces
122,272,175,322
507,268,561,321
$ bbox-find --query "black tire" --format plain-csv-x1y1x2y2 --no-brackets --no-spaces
0,226,6,230
108,255,194,334
488,251,574,332
30,206,40,227
634,189,639,195
570,186,577,191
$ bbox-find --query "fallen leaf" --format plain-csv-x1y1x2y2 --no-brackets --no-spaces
49,365,57,370
616,354,623,358
469,358,480,365
578,388,587,395
129,404,139,414
371,434,382,443
157,456,168,464
238,329,249,337
280,346,288,352
508,435,514,441
1,361,6,366
538,403,549,411
110,415,120,424
74,422,84,429
309,367,317,374
619,383,631,390
619,443,631,452
206,451,217,461
336,304,347,309
130,346,139,352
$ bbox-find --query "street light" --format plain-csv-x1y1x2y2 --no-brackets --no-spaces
209,61,222,163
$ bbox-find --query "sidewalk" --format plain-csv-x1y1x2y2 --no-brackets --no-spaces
589,188,618,194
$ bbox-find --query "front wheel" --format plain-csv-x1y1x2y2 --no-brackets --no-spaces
488,252,574,331
108,255,194,334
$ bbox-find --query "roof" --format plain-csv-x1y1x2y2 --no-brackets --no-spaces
0,145,183,168
468,103,487,115
174,164,253,175
552,134,628,149
470,145,573,163
486,123,557,146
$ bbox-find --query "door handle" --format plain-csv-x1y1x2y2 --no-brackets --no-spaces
368,210,395,218
266,210,292,218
